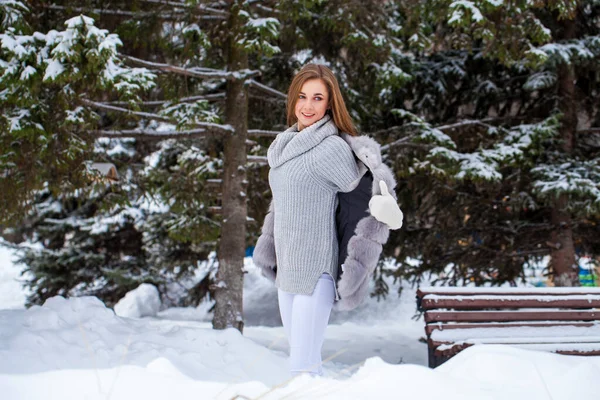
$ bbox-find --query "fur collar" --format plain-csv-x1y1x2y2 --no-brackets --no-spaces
341,132,397,199
335,132,399,311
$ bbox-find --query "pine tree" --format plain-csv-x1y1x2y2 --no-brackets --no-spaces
380,0,600,288
18,154,152,307
1,1,285,332
0,6,155,223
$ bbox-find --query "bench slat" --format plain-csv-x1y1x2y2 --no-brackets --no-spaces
418,287,600,297
433,337,600,350
425,321,597,336
425,309,600,323
434,342,600,358
421,295,600,310
431,325,600,343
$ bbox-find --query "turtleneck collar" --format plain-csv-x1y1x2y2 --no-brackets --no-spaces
267,115,338,168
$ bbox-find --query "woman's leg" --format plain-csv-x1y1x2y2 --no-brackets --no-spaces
289,273,335,376
277,288,294,346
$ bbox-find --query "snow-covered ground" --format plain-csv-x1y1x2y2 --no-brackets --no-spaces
0,245,31,310
1,245,599,399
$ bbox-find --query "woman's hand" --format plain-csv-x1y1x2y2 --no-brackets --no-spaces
253,236,277,282
368,180,403,230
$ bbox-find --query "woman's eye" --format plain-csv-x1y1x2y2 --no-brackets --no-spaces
298,95,305,99
314,97,322,101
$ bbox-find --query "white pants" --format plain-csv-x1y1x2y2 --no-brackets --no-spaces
277,273,335,377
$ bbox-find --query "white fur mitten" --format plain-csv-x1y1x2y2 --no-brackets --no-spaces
368,180,403,230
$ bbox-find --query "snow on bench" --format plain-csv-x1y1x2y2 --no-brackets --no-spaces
418,287,600,295
436,341,600,356
416,287,600,367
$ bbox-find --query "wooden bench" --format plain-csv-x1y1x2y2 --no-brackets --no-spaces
416,287,600,368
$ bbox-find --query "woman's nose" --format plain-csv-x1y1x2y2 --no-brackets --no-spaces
303,101,315,110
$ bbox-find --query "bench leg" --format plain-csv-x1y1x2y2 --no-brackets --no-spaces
429,345,454,368
428,344,438,368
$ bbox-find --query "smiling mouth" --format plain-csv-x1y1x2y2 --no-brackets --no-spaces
301,113,315,118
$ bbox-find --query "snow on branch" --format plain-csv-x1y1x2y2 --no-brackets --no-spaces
82,99,177,122
436,119,496,132
44,4,226,20
47,16,155,97
160,100,220,129
94,124,281,141
122,55,260,81
523,71,557,92
105,94,225,108
532,158,600,213
238,10,280,56
91,128,219,139
248,79,286,99
0,0,29,31
137,0,229,16
380,134,419,152
386,110,561,183
81,99,234,135
381,120,499,151
250,2,280,15
391,109,456,148
448,1,485,26
247,155,267,164
179,93,225,102
0,14,156,136
248,129,279,138
527,36,600,66
423,116,560,181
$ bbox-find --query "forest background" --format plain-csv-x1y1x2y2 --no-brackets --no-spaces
0,0,599,331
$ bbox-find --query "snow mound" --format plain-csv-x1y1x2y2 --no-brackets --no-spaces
114,283,161,318
1,294,599,399
437,344,600,398
2,344,597,399
0,295,288,385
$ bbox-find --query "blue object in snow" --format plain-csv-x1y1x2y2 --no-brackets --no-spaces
579,260,597,287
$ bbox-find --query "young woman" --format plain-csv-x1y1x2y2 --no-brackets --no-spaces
253,63,402,377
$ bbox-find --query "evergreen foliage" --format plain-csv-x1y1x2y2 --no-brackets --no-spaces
380,0,600,290
1,1,599,309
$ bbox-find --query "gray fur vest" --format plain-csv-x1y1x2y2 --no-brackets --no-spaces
252,132,397,311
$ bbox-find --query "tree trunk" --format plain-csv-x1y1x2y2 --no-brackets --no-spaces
212,1,248,332
550,192,578,286
551,18,578,287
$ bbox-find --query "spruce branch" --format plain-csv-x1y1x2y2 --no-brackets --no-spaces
81,99,234,135
436,119,496,131
136,0,229,16
122,55,260,81
247,156,267,164
247,129,279,138
44,4,227,20
103,94,225,107
91,129,216,139
247,79,286,99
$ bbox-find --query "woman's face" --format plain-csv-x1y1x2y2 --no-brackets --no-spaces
295,79,329,130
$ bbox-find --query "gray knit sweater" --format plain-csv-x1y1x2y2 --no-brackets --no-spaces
267,115,363,298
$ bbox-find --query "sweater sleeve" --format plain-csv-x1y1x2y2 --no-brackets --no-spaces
252,199,277,282
310,135,364,193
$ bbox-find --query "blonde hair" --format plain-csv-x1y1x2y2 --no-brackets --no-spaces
286,64,358,136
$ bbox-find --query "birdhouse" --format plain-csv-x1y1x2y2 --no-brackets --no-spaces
89,162,119,182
